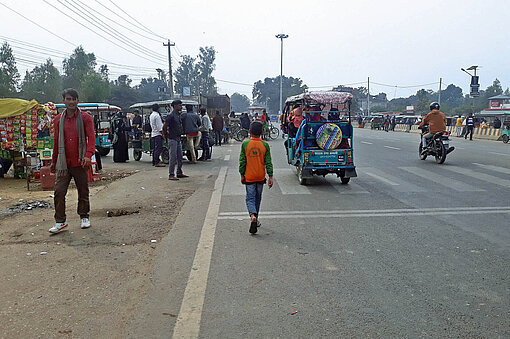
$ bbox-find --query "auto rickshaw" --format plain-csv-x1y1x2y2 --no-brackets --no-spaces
55,103,119,156
129,100,210,163
285,90,357,185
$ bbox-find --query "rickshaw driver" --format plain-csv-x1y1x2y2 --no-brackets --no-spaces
419,102,446,154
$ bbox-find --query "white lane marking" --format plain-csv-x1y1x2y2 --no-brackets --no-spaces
219,206,510,216
473,163,510,175
361,141,373,145
400,166,484,192
441,166,510,189
364,171,399,186
222,167,245,196
218,207,510,220
224,154,231,161
173,166,227,338
489,151,510,157
273,168,312,195
384,145,401,150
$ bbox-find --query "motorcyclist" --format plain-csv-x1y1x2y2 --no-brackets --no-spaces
419,102,446,153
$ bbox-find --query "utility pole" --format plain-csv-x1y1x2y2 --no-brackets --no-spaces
367,77,370,116
275,33,288,115
163,39,175,98
438,77,442,105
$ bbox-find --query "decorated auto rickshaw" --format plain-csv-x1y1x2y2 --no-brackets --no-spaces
284,90,357,185
55,103,120,156
129,99,210,163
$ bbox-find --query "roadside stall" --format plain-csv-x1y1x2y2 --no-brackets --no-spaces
0,98,57,189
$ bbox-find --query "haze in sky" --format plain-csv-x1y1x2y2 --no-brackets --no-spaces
1,0,509,99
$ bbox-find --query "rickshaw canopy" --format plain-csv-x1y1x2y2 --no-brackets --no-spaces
285,91,353,105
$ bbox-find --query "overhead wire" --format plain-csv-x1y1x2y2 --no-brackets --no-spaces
107,0,167,40
41,0,164,65
54,0,167,62
63,0,167,61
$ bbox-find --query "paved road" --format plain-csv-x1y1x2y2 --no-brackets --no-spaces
127,129,510,338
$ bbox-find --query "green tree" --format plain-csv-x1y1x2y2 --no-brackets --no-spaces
415,89,434,114
196,46,217,95
230,92,250,112
174,55,198,96
0,42,19,97
135,76,169,102
252,75,308,114
81,72,110,102
109,75,138,110
440,84,464,109
21,58,62,102
62,46,96,90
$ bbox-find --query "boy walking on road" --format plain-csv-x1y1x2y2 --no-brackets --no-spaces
239,122,274,234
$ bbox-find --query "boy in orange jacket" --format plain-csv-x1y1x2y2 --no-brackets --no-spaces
239,122,274,234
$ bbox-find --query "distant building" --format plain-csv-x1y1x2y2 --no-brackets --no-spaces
478,94,510,123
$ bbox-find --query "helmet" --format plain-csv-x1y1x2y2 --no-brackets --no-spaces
430,102,440,110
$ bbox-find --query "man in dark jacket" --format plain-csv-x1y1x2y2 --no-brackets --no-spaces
163,100,188,180
181,105,201,163
212,110,224,146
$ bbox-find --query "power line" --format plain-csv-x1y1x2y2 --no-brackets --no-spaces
216,79,253,86
64,0,167,61
0,0,75,46
41,0,164,65
55,0,167,62
1,36,158,72
108,0,167,40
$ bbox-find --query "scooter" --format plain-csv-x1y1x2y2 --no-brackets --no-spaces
419,125,455,164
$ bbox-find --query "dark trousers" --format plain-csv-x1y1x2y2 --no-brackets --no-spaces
0,158,13,177
54,166,89,223
94,149,102,171
152,135,163,165
465,126,474,140
200,131,211,159
214,130,222,145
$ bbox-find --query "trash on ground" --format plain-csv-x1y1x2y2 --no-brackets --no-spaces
26,253,32,256
40,251,48,255
291,311,298,315
151,240,157,243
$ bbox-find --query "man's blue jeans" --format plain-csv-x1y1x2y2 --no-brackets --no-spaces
245,183,263,218
167,139,183,177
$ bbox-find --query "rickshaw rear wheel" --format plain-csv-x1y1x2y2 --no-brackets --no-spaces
98,147,110,157
340,177,350,184
503,135,509,143
297,164,307,185
133,149,142,161
162,148,169,164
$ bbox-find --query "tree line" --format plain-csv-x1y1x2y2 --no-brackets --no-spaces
0,42,218,111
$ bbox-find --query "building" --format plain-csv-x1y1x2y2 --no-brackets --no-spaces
478,94,510,123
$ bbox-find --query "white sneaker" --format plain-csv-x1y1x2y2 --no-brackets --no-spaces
81,218,91,229
49,222,68,234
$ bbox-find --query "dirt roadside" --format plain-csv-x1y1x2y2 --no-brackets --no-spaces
0,166,207,338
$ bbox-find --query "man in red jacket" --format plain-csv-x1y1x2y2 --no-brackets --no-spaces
49,89,95,234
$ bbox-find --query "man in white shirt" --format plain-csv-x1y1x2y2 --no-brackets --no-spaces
149,104,166,167
198,108,212,161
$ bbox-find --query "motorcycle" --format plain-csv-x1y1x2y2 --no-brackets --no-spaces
419,125,455,164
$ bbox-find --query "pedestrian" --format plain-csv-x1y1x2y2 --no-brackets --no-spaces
390,116,396,131
240,112,251,130
406,118,413,132
132,110,143,131
212,110,224,146
48,88,95,234
493,117,501,129
461,115,467,136
230,110,236,118
384,117,390,132
465,114,475,140
150,104,165,167
455,115,463,137
163,100,189,180
223,113,230,144
112,112,130,163
198,108,212,161
239,121,274,234
180,104,202,163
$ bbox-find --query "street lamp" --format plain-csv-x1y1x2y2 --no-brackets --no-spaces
460,65,480,98
275,33,289,115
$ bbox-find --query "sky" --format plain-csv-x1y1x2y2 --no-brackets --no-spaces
1,0,509,101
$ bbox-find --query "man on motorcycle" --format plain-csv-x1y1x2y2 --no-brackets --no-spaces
419,102,447,153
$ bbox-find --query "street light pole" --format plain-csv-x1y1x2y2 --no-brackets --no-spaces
275,33,288,115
